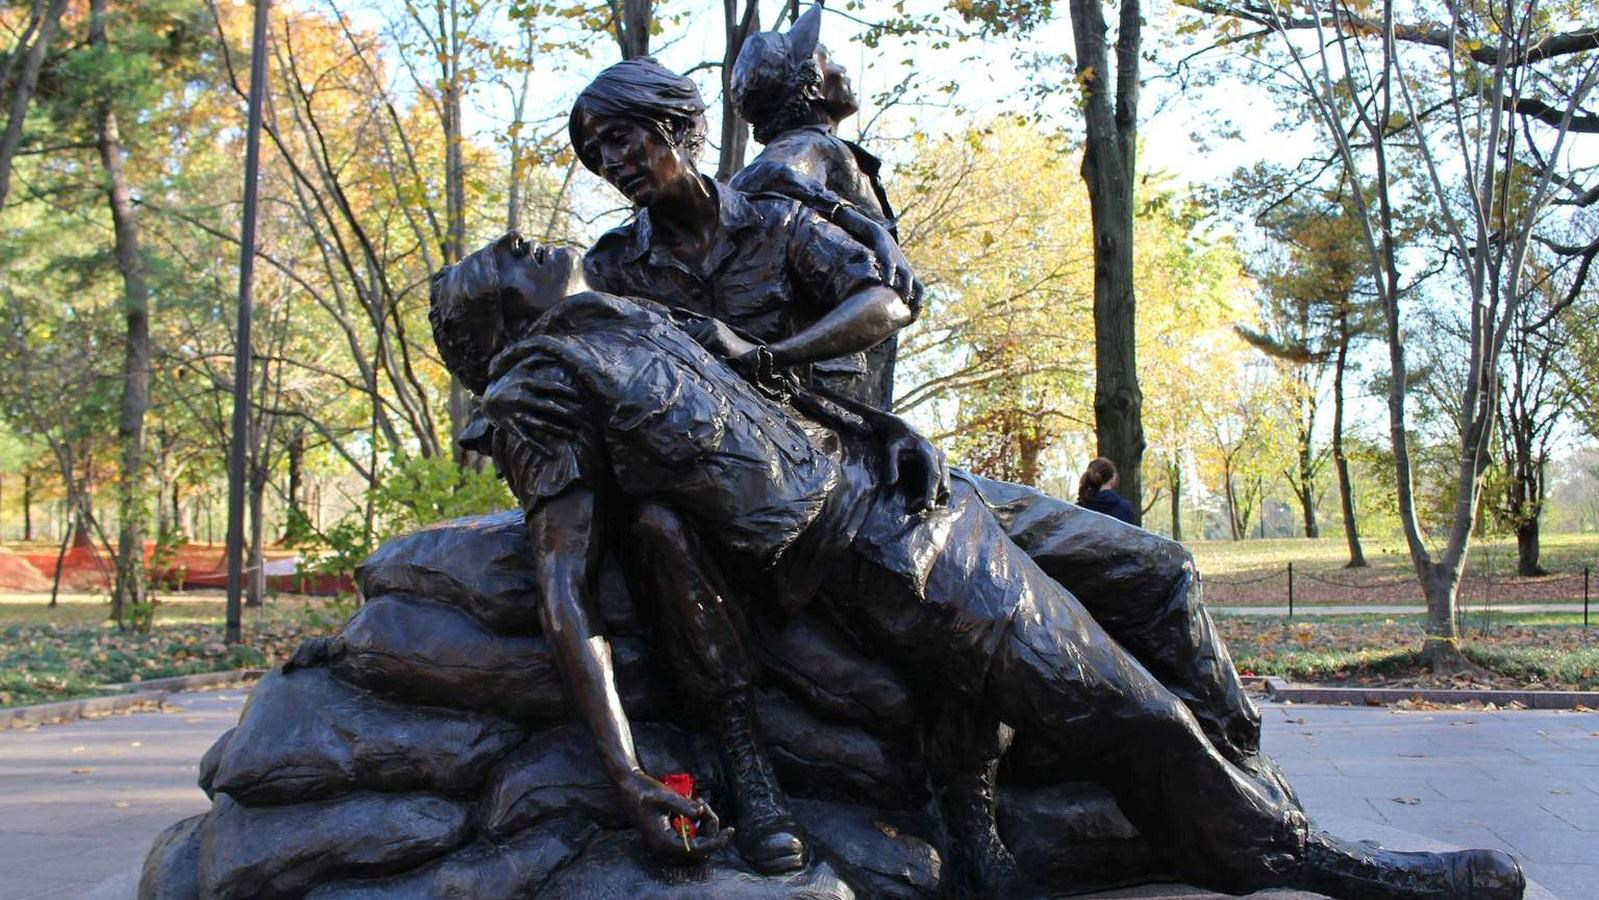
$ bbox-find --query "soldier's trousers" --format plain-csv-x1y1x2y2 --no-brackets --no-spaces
818,479,1307,893
631,469,1261,766
956,472,1260,762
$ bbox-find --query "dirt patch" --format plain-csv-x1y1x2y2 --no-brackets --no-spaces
0,547,51,592
1203,567,1591,607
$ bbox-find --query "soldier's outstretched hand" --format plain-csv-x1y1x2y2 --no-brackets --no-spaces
617,770,733,864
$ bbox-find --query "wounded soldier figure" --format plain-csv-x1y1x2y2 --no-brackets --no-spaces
427,233,1525,900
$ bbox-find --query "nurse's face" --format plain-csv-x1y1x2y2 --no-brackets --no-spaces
581,114,694,208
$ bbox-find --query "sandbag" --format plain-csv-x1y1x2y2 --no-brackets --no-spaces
995,781,1161,894
197,793,469,900
329,595,670,720
480,722,709,838
138,814,204,900
356,511,536,631
212,668,522,805
754,617,915,731
305,818,599,900
356,511,643,635
197,727,231,799
535,830,859,900
791,800,941,899
758,690,928,810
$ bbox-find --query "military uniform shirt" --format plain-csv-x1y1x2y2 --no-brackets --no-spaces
582,180,886,403
470,292,848,567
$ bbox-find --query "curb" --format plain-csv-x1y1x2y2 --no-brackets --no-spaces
97,668,265,695
1,668,264,731
0,690,171,730
1245,675,1599,709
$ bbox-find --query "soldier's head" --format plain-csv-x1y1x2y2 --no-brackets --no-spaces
732,3,857,144
429,233,587,393
570,58,708,208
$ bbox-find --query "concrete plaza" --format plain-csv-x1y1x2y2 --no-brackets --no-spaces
0,691,1591,899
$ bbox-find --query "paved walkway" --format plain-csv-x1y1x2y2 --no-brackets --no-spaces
0,693,1592,899
1211,602,1591,617
0,690,239,899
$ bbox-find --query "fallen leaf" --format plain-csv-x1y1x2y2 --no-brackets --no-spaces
71,767,93,775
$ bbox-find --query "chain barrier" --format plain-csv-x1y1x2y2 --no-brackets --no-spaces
1202,569,1285,587
1207,566,1588,594
1294,570,1404,590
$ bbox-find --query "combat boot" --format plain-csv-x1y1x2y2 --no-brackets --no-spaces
1297,831,1525,899
940,768,1024,898
714,691,807,874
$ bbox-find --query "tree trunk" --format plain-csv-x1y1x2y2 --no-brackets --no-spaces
1515,517,1542,577
72,500,92,549
1016,434,1043,487
155,437,172,542
610,0,653,59
715,0,759,181
505,27,533,235
246,466,266,607
1296,481,1318,538
1069,0,1145,524
1224,467,1242,540
0,0,70,216
1421,565,1473,673
438,0,473,465
49,519,71,608
92,0,152,628
284,425,304,539
1295,401,1319,538
1166,456,1183,542
1331,330,1367,567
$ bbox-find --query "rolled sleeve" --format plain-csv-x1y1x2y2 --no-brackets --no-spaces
480,359,601,504
785,208,886,309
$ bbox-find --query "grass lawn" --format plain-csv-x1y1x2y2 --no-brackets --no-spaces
1186,532,1599,607
0,591,343,708
1219,614,1599,691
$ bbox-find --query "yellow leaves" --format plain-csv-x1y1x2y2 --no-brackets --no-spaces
1075,66,1097,89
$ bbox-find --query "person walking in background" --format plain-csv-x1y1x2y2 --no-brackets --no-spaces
1079,457,1135,524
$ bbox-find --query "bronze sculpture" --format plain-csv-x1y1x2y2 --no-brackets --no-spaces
422,231,1525,899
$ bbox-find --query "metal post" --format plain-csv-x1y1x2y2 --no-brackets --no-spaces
1585,565,1590,630
225,0,271,645
1287,562,1294,620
